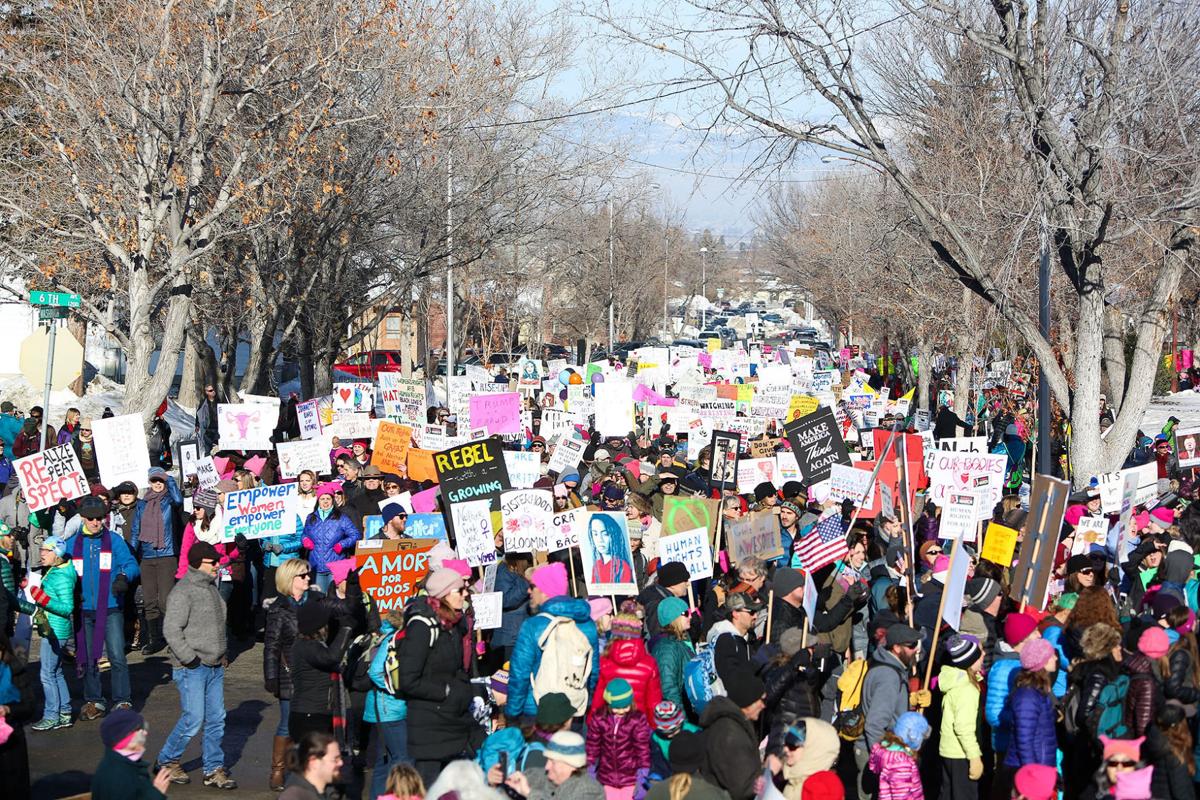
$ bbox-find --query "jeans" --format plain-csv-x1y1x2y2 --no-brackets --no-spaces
371,720,410,799
81,610,130,705
277,698,291,737
314,571,333,593
158,664,227,775
39,636,70,719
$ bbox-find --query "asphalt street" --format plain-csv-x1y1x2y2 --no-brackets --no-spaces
26,636,373,799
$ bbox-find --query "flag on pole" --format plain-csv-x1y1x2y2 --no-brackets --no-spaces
794,511,849,573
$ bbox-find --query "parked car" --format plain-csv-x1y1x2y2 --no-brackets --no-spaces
334,350,403,379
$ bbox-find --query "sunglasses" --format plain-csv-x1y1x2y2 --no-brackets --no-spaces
1106,759,1136,769
297,572,311,580
927,549,942,556
532,444,545,449
1078,567,1094,575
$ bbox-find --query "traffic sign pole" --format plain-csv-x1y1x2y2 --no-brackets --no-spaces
38,321,57,452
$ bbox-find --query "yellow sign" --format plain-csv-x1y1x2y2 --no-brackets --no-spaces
787,394,819,421
736,384,755,404
981,523,1019,567
707,338,721,353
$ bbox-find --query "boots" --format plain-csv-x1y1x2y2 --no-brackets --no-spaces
129,608,147,651
269,736,289,792
142,618,167,655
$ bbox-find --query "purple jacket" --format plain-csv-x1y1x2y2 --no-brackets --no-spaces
868,743,924,800
586,709,651,788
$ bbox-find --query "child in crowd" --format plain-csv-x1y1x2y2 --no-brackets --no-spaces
586,678,651,800
868,712,930,800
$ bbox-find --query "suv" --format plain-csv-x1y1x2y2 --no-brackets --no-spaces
335,350,403,380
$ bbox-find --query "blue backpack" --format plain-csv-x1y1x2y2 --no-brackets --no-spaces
683,642,725,715
1093,674,1132,739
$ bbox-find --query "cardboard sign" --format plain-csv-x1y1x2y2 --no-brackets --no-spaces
379,373,426,427
550,507,587,551
333,382,375,413
221,483,299,541
547,436,585,475
14,444,89,512
578,511,639,596
980,523,1018,567
371,421,413,475
93,413,152,489
472,591,503,630
1010,474,1070,609
727,511,785,564
434,439,511,504
784,408,851,485
709,429,741,491
407,449,439,483
218,403,275,451
469,392,521,436
662,495,720,543
195,456,220,489
594,381,635,437
659,527,714,580
500,489,554,552
355,538,439,613
503,451,541,489
828,463,876,512
940,492,978,541
749,438,777,459
451,499,497,567
297,399,323,440
276,439,330,480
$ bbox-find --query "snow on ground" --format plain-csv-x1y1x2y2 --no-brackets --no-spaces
1141,389,1200,435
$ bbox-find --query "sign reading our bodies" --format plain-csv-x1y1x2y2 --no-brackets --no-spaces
434,439,511,504
15,444,88,512
356,538,439,612
222,483,299,540
785,408,851,485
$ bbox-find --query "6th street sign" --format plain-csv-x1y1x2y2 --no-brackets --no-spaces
29,290,81,308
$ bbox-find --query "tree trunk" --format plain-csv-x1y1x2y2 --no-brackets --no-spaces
123,271,193,422
918,339,935,411
177,324,209,410
297,326,315,400
67,315,89,397
313,351,336,396
1067,289,1107,485
239,312,276,396
1102,304,1128,412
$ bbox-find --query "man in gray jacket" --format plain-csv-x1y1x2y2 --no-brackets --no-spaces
856,623,921,800
154,541,237,790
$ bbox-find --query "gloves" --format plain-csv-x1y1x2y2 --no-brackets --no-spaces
111,575,130,597
910,689,932,709
968,757,983,781
183,656,202,669
267,542,283,555
841,498,856,519
333,542,343,555
234,533,249,551
302,537,315,550
847,581,868,603
30,586,50,607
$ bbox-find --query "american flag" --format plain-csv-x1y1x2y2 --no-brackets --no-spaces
794,511,849,573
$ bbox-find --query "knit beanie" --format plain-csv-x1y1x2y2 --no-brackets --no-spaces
931,555,950,584
297,602,331,636
891,712,930,751
652,701,685,735
1003,612,1038,647
668,731,706,773
1013,765,1059,800
544,731,587,769
755,482,777,502
656,596,688,628
610,612,643,641
1138,626,1170,659
188,540,220,570
100,709,145,750
725,670,766,709
1100,736,1144,762
780,628,806,658
657,561,690,588
1019,638,1056,671
604,678,634,709
529,562,568,598
535,692,575,727
489,668,509,706
1150,507,1175,527
588,597,613,622
944,635,982,670
424,567,466,599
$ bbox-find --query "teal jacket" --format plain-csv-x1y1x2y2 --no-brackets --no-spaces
20,561,76,641
366,620,407,723
91,748,166,800
651,633,695,709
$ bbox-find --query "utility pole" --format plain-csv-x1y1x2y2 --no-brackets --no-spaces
663,235,670,337
446,152,455,379
700,247,708,329
608,198,615,352
1037,221,1052,475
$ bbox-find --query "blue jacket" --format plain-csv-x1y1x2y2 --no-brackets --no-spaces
505,595,600,719
0,413,21,459
262,516,305,568
1003,686,1057,768
132,476,183,559
492,563,531,650
775,524,795,568
302,510,359,574
366,621,407,723
985,650,1021,753
1039,625,1069,698
63,528,140,612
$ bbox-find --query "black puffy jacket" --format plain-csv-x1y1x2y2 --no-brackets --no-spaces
1163,640,1200,708
290,627,353,715
761,646,832,753
263,591,352,700
1067,656,1120,736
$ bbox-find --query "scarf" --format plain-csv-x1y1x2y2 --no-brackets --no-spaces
0,661,18,705
317,505,332,521
195,508,223,545
73,529,113,674
138,486,168,550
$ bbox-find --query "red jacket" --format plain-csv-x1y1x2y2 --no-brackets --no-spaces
590,638,663,720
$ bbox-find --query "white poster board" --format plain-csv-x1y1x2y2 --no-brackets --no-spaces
93,413,152,490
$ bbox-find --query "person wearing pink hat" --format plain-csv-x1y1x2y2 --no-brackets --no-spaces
986,611,1042,771
300,482,360,592
1012,764,1058,800
504,562,600,721
1003,638,1058,771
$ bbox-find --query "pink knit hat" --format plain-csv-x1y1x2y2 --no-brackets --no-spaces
1064,505,1087,528
588,597,613,621
441,558,471,578
1138,626,1170,659
425,567,466,599
1013,765,1058,800
1150,507,1175,528
1019,637,1056,671
315,481,340,498
530,562,568,599
1100,736,1144,762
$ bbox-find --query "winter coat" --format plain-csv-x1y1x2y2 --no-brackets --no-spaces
868,743,923,800
777,718,839,800
163,566,227,667
762,650,827,751
937,665,982,759
1163,639,1200,710
62,528,140,612
709,619,754,690
263,591,349,701
0,413,21,459
591,638,663,720
365,620,407,724
506,595,600,719
0,492,42,546
984,648,1021,752
1003,686,1057,768
638,582,673,639
699,696,761,800
814,567,864,654
132,476,183,560
651,633,694,709
862,646,909,747
493,561,530,650
175,523,239,580
769,588,855,645
302,509,360,575
72,437,101,485
645,775,730,800
1068,656,1120,736
530,772,606,800
260,524,304,569
290,625,353,715
56,423,76,447
395,597,476,761
20,560,75,641
586,708,651,788
1121,651,1162,738
90,748,166,800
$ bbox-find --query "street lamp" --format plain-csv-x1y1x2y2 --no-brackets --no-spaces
608,198,615,353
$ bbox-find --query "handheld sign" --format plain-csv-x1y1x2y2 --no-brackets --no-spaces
221,484,299,541
14,444,88,512
784,408,851,485
434,439,511,505
355,538,439,613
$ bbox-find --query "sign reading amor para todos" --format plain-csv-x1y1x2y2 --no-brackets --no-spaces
356,539,439,613
221,484,299,540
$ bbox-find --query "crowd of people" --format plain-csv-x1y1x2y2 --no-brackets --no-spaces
0,355,1196,800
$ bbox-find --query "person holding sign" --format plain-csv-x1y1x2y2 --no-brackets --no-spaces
131,468,183,657
301,483,360,593
588,515,635,586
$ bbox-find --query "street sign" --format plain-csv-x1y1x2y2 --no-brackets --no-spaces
38,307,69,321
28,290,81,308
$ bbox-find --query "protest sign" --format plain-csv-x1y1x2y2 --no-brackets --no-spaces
980,523,1018,567
737,457,779,494
407,449,439,483
784,408,851,485
550,507,587,551
727,512,785,564
363,515,383,540
941,541,973,631
1073,516,1109,555
469,392,521,435
355,538,439,613
659,528,714,580
14,444,88,512
709,430,740,491
1095,463,1161,514
594,381,635,437
924,436,988,473
776,451,801,482
504,451,541,489
333,382,375,413
500,489,554,552
221,484,299,541
93,413,152,489
926,451,1007,515
379,373,426,427
1177,427,1200,468
406,514,448,540
787,395,820,422
828,464,875,512
371,421,413,475
472,592,503,630
1010,474,1070,608
662,496,720,542
195,456,219,489
178,441,200,481
451,499,497,567
217,403,275,450
578,512,639,596
940,493,978,541
297,399,323,439
330,412,376,442
547,436,585,475
434,439,511,504
749,438,777,459
879,482,895,520
276,439,330,480
410,486,440,513
1114,470,1139,560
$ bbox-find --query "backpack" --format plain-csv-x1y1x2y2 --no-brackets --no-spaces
683,642,725,716
343,629,387,693
1092,674,1132,739
384,601,441,697
833,658,869,741
530,614,593,716
1061,680,1084,737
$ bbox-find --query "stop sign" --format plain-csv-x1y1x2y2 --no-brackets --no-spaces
19,328,84,391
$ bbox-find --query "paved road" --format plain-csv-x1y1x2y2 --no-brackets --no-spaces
27,637,376,799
